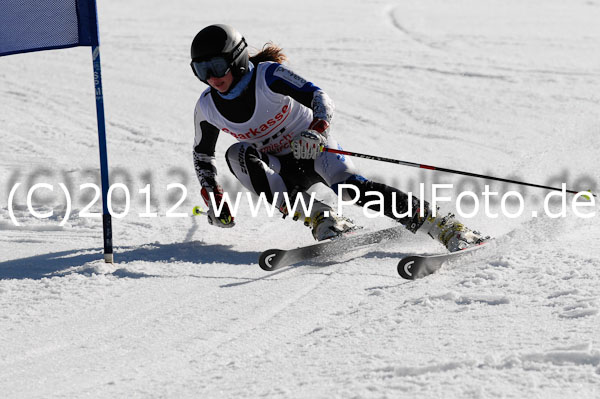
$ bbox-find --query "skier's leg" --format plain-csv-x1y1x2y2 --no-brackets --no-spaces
337,174,488,251
314,135,425,230
317,136,487,251
334,174,427,229
225,142,287,208
226,143,354,239
287,135,360,240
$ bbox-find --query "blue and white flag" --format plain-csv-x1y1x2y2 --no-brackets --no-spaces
0,0,113,262
0,0,98,56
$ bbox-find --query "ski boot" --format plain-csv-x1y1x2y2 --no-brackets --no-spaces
419,212,488,252
310,210,357,241
278,191,357,241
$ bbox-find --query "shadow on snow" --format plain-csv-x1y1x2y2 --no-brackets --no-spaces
0,241,260,280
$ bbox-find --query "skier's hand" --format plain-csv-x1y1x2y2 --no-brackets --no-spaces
308,118,329,134
201,183,235,228
292,130,325,160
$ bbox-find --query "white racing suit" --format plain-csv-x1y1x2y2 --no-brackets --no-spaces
193,61,428,231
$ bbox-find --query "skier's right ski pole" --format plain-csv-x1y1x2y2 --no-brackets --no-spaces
321,147,596,198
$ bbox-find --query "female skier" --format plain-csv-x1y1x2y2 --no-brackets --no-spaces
190,24,486,251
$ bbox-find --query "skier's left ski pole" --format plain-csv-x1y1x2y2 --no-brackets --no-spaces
192,206,206,216
320,147,596,198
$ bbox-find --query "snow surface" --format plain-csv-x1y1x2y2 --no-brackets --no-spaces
1,0,600,397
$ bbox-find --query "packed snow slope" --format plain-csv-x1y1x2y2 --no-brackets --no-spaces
1,0,600,397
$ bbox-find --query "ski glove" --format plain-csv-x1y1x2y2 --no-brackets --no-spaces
201,182,235,228
292,130,325,160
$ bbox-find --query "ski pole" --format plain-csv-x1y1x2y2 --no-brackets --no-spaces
192,205,207,216
321,147,596,198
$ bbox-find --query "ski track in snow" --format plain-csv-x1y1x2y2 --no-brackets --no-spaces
2,0,600,397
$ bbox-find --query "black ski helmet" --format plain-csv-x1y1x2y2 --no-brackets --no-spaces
190,24,249,80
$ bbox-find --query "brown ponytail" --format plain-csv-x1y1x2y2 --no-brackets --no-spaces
249,42,288,65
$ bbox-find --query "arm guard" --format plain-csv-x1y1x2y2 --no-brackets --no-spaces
311,90,334,125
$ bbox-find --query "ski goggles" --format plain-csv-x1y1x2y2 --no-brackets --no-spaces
190,57,231,82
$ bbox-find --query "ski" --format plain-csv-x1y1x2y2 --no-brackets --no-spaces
259,226,404,271
397,242,490,280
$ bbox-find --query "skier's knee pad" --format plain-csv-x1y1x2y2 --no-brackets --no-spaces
225,142,252,177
